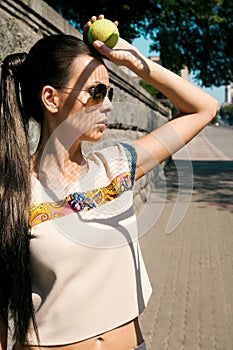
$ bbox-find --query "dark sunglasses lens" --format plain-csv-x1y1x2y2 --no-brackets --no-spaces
93,84,107,100
108,87,113,101
90,84,113,101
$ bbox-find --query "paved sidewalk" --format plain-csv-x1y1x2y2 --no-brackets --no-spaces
139,126,233,350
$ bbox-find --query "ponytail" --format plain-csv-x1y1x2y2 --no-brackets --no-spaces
0,35,92,344
0,53,38,344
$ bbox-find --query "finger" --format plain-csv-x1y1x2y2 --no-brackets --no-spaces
90,15,97,22
83,16,97,37
84,15,97,30
83,20,92,32
92,40,112,56
97,14,105,20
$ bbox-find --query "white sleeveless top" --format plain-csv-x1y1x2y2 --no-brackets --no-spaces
27,142,152,345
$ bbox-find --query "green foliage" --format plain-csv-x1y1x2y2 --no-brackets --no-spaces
146,0,233,87
219,103,233,121
139,80,160,97
139,80,179,118
210,115,218,124
45,0,233,87
45,0,147,42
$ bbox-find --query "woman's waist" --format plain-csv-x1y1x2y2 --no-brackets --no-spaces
14,318,144,350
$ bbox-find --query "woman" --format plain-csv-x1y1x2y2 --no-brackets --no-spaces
0,14,217,350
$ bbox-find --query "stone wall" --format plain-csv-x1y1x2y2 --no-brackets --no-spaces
0,0,171,211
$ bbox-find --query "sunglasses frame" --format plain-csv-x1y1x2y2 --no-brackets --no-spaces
54,83,113,102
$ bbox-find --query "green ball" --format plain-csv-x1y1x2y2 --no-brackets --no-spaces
87,18,119,48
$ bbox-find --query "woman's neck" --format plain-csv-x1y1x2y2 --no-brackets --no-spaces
31,131,85,189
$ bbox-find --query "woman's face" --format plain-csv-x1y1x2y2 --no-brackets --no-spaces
56,55,113,143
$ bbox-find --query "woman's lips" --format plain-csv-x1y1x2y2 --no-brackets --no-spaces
96,119,108,126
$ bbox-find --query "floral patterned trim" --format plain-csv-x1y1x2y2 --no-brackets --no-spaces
30,172,132,227
121,142,137,186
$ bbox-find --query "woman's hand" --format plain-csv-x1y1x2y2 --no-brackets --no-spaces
83,15,145,70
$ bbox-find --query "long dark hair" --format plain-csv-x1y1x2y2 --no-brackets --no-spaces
0,34,95,344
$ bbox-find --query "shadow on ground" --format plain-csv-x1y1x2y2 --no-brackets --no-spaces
164,159,233,212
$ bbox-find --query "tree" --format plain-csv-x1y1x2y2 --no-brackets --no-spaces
146,0,233,87
219,103,233,124
45,0,233,87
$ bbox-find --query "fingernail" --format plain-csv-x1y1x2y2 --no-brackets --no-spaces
93,40,102,47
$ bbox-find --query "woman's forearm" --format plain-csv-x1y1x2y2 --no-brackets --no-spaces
126,48,218,178
127,52,218,119
93,37,218,119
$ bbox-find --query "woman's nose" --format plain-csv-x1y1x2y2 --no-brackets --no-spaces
99,99,113,113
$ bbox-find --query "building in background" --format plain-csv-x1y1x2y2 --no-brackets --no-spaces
225,83,233,104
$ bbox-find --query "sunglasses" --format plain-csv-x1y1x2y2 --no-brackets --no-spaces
55,83,113,102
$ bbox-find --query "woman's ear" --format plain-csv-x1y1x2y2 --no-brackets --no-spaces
41,85,59,113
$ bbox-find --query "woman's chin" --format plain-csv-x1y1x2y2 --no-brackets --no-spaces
81,127,106,142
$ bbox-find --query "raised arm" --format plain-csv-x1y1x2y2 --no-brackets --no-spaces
87,16,218,178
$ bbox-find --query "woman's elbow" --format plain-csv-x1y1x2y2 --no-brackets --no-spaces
205,97,219,122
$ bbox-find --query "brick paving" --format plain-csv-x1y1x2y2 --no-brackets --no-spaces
139,126,233,350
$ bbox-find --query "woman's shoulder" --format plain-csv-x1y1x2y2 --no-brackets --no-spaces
86,140,136,164
85,140,137,187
